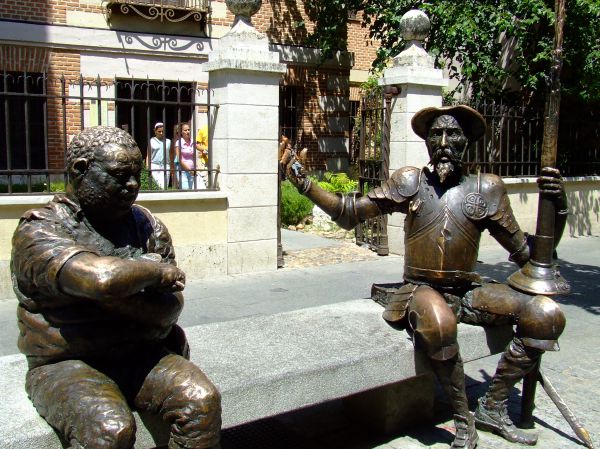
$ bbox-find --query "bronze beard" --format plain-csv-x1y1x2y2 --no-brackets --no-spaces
430,148,463,184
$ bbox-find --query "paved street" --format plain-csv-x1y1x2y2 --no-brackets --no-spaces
1,231,599,448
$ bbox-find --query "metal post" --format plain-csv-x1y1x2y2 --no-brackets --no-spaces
512,0,569,426
520,358,540,427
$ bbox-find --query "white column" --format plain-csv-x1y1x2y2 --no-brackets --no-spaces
203,4,286,275
378,10,448,255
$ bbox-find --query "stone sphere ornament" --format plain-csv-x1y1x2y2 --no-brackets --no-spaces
225,0,262,20
399,9,430,43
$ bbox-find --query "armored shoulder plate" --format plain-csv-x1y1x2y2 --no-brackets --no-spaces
479,173,506,216
479,173,520,233
367,166,421,204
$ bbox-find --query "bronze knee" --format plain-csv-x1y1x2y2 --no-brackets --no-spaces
408,285,459,360
136,354,222,449
26,361,136,449
516,295,565,351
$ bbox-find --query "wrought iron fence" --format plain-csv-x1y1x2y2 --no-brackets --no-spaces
355,87,391,256
557,104,600,176
0,71,218,194
459,101,543,177
279,85,303,145
452,100,600,177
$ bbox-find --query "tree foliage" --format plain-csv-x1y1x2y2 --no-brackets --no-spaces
304,0,600,104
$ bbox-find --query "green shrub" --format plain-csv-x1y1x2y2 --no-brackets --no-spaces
280,180,314,226
317,172,358,194
0,181,65,193
140,163,160,191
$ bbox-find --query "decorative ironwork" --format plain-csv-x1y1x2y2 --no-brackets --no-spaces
445,98,600,178
104,0,208,23
355,87,394,256
118,33,206,52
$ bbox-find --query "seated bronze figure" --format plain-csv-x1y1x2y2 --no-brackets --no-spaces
11,126,221,449
284,105,568,449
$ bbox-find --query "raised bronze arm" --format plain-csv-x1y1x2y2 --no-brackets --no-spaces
282,151,380,230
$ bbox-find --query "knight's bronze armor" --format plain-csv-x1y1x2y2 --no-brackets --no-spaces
293,104,568,447
304,165,566,355
300,163,566,447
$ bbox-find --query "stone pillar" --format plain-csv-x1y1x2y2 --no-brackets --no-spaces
203,0,286,275
379,10,448,255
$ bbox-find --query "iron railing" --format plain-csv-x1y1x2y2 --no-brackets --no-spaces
557,105,600,176
0,71,218,194
279,85,303,145
355,87,392,256
451,100,600,177
104,0,208,23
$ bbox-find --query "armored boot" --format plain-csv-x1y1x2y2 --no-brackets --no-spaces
475,396,537,445
430,354,478,449
474,338,541,445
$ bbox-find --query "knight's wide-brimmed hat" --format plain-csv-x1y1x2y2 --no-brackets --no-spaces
411,105,487,142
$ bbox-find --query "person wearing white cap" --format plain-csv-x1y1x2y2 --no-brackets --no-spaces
147,122,173,189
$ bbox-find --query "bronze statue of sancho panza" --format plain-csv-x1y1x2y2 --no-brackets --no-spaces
284,105,568,449
11,126,221,449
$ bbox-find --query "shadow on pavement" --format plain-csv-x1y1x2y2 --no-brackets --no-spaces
477,259,600,315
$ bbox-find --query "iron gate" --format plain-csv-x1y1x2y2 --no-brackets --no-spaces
355,86,396,255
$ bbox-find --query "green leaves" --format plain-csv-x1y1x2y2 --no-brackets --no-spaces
280,180,315,226
304,0,364,58
317,172,359,194
306,0,600,104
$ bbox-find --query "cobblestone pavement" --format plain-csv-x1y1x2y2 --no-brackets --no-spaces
283,239,379,268
281,227,379,268
221,232,600,449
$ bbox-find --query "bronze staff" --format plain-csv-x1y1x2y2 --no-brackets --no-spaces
538,370,595,449
508,2,593,446
508,0,569,296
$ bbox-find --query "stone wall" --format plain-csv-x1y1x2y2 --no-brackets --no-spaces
0,192,229,299
480,176,600,249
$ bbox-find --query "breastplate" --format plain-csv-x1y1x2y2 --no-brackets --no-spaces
403,176,483,286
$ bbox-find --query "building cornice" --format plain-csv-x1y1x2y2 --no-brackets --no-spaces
0,20,354,68
0,19,213,59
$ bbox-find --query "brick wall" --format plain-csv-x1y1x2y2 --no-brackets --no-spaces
1,1,379,172
0,0,377,71
0,0,67,24
347,12,379,72
46,50,82,170
0,46,82,170
283,64,350,172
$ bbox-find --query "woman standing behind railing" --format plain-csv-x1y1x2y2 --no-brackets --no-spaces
175,121,205,189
